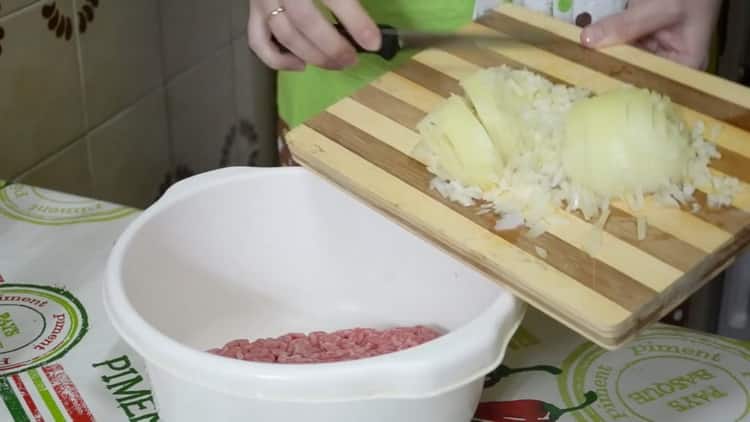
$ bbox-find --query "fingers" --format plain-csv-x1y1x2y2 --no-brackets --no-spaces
280,0,358,68
247,0,379,71
629,36,706,70
248,1,305,70
636,37,660,54
580,0,683,48
267,2,336,68
672,51,708,70
322,0,381,51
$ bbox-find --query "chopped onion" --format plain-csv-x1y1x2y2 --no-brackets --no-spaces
495,212,524,231
526,222,547,239
412,65,739,248
561,87,692,199
415,94,503,190
460,68,523,160
595,208,611,231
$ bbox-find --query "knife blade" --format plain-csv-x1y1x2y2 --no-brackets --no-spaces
272,23,520,62
385,26,520,52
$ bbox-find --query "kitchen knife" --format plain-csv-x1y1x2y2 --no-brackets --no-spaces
273,23,519,61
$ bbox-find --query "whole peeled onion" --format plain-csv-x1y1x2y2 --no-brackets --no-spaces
561,86,692,199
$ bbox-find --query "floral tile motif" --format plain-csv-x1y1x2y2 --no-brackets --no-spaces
40,0,99,42
41,1,74,40
0,0,103,56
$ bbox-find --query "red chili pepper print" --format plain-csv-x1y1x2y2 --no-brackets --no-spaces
473,391,598,422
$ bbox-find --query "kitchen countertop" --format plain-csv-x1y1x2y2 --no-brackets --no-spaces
0,180,748,422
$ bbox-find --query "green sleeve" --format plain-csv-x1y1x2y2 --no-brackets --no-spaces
277,1,476,129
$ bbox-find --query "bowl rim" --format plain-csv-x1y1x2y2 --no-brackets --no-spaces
103,167,526,402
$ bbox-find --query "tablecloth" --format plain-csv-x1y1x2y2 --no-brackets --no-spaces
1,180,749,422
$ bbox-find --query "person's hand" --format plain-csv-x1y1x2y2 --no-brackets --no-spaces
580,0,723,70
248,0,381,71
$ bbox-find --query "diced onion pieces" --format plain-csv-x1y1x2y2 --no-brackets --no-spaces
415,94,503,190
598,207,611,228
495,211,524,231
413,65,739,252
460,68,523,161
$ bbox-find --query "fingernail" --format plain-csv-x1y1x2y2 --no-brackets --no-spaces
582,26,603,47
361,28,381,51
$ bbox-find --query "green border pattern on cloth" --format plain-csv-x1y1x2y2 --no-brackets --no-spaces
0,183,137,226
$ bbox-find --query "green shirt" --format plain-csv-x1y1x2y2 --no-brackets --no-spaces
277,1,477,129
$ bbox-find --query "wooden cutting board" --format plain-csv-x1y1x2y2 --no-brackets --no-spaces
285,4,750,350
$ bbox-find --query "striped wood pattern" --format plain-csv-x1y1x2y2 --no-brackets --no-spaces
286,4,750,349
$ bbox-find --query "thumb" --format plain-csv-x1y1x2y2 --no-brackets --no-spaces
580,1,682,48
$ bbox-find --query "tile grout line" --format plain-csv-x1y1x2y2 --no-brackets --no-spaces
8,3,248,182
229,29,240,126
164,37,241,88
13,86,167,179
70,0,95,192
154,0,177,170
161,4,237,85
90,89,166,136
0,0,41,22
158,41,240,172
9,39,247,183
12,89,173,183
10,1,169,182
12,136,89,182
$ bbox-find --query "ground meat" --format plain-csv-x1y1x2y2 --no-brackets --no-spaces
207,325,442,364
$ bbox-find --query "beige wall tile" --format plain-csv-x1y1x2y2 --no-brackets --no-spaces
17,137,93,198
232,36,277,166
231,0,248,38
159,0,232,80
167,46,235,174
89,90,171,209
77,0,163,128
0,1,36,18
0,0,85,179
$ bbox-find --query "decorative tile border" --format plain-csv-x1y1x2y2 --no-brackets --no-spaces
41,2,73,40
0,1,4,56
219,118,261,167
158,118,264,200
0,1,101,57
76,0,98,33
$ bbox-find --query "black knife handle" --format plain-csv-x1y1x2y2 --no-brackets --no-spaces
272,23,401,61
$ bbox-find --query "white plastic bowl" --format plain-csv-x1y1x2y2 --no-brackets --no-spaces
104,166,525,422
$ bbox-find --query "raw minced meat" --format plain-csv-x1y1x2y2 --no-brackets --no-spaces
207,326,442,364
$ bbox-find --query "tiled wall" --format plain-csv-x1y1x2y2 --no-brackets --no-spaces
0,0,278,209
